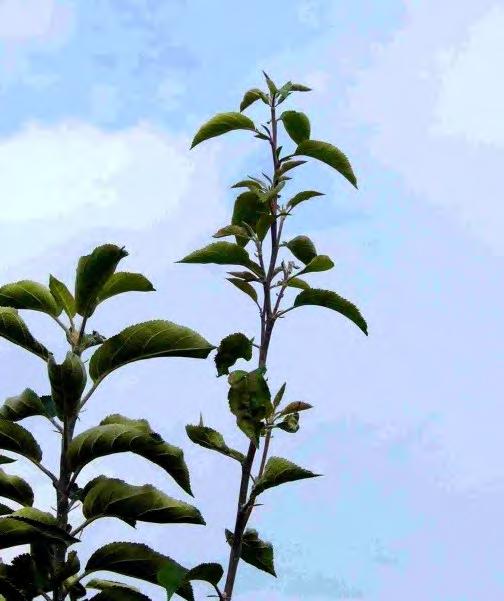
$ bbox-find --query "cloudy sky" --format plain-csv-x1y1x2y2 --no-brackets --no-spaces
0,0,503,599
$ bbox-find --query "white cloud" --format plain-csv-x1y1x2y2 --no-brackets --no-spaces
346,0,504,255
0,0,72,43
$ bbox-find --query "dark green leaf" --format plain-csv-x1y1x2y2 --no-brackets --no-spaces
0,280,61,317
0,307,50,360
279,401,312,416
0,469,33,506
0,455,14,465
239,88,268,112
49,275,76,319
68,418,192,496
0,578,27,601
225,528,276,576
231,191,267,247
0,388,47,422
177,242,252,267
82,477,204,527
285,278,310,291
0,419,42,462
0,503,12,516
255,214,275,242
298,255,334,275
87,542,193,601
185,563,223,586
89,320,214,383
285,236,317,264
286,190,324,209
252,456,320,497
186,424,244,463
159,562,223,601
191,112,255,149
215,333,253,376
96,272,155,304
295,140,357,188
226,271,259,282
48,352,87,418
293,288,368,335
89,590,152,601
280,111,310,144
227,278,258,301
290,83,312,92
279,159,306,175
0,508,77,548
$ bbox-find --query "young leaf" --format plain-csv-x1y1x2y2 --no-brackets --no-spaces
295,140,357,188
290,83,312,92
49,275,76,319
212,225,249,240
82,477,205,527
239,88,268,112
75,244,128,317
88,589,152,600
255,214,275,242
0,280,61,317
231,191,267,246
276,413,300,433
215,333,253,376
86,579,141,592
0,388,48,422
279,401,313,416
230,179,263,190
252,457,321,497
68,420,192,495
227,278,258,305
0,469,33,506
96,272,155,303
279,159,306,175
227,271,259,282
285,236,317,264
298,255,334,275
286,190,324,209
272,383,286,409
0,419,42,462
177,242,252,267
87,542,193,601
293,289,368,335
185,424,245,463
0,308,50,361
280,111,310,144
285,277,310,291
225,528,276,576
262,71,277,95
191,112,255,149
48,352,87,418
89,320,214,383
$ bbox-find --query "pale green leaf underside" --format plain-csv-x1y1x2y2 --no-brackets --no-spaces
0,468,33,506
0,307,50,361
0,418,42,462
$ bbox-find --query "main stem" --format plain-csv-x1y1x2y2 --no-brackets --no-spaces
223,96,281,600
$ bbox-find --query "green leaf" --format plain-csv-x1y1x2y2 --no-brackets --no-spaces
0,388,48,422
279,401,312,416
293,288,368,335
228,369,272,447
86,579,140,592
185,563,223,587
227,271,259,282
0,455,14,465
230,179,263,191
75,244,128,317
0,280,61,317
0,307,50,361
186,424,245,463
99,414,152,433
280,111,310,144
279,159,306,175
285,236,317,264
0,578,27,601
253,457,320,497
89,590,152,601
215,333,253,377
0,469,33,506
82,477,204,527
0,419,42,462
96,272,155,304
212,225,249,240
0,503,13,516
191,112,255,149
49,275,76,319
272,383,286,409
262,71,277,95
286,190,324,210
231,191,267,247
276,413,299,433
225,528,276,576
295,140,357,188
68,418,192,496
89,320,214,383
87,542,193,601
290,83,312,92
177,242,253,268
239,88,268,112
285,277,310,291
158,563,223,601
298,255,334,275
48,352,87,418
0,508,77,549
255,214,275,242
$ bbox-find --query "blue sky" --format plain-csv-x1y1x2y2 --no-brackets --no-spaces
0,1,503,599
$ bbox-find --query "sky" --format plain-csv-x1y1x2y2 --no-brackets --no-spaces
0,0,503,599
